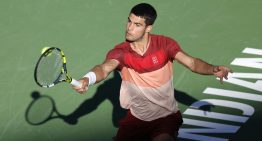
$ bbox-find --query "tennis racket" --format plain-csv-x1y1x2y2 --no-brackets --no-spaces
34,47,81,88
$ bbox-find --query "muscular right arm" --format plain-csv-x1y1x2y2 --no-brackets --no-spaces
90,59,119,83
73,59,119,94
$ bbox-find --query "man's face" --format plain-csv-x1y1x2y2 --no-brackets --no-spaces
125,13,151,42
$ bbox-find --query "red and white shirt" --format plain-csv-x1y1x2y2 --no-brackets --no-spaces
106,34,182,121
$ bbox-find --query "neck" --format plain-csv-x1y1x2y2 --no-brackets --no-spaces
130,34,150,55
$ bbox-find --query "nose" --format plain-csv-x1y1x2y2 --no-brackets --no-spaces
127,23,134,31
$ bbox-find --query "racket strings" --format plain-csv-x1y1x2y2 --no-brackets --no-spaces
36,49,64,86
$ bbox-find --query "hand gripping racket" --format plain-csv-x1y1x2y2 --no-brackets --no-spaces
34,47,81,88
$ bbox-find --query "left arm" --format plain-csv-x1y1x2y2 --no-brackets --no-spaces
175,51,232,83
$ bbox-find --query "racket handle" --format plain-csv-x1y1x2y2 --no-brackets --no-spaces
71,78,82,88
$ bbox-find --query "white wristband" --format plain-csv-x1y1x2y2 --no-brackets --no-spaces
83,71,96,86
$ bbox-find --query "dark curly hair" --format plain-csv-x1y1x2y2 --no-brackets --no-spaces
130,3,157,26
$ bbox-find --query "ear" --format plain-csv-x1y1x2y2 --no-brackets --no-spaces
145,25,153,33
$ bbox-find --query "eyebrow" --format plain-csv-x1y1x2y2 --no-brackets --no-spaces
128,17,143,26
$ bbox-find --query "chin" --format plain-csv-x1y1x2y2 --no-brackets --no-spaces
125,36,134,42
125,39,133,42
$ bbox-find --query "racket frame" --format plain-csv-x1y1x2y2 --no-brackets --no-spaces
34,47,78,88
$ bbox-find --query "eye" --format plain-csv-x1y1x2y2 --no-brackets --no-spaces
135,23,142,27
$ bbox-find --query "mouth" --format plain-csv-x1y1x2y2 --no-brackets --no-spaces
126,32,132,36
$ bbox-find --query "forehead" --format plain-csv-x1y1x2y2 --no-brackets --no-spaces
128,13,146,24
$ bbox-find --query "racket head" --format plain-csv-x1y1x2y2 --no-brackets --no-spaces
34,47,71,88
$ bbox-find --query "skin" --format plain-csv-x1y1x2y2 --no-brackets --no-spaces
73,13,232,141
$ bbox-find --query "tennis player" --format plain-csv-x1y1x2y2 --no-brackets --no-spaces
73,3,232,141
